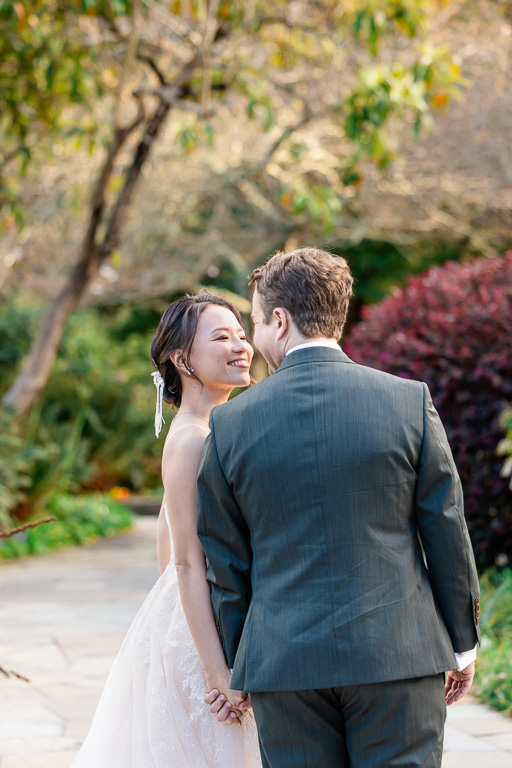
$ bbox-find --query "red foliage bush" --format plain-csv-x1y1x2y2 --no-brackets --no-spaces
344,252,512,570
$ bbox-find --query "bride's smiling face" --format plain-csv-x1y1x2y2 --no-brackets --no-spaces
187,305,253,392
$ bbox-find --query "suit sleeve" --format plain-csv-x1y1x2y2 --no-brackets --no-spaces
196,415,252,669
415,383,481,654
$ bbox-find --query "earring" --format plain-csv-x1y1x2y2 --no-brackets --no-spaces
186,365,194,375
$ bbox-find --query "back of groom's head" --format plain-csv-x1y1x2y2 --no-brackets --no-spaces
249,247,354,340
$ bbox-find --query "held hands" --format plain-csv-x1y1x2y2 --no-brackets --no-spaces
204,685,252,727
445,660,475,706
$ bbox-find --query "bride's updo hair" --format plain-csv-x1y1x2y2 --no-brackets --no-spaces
150,291,244,408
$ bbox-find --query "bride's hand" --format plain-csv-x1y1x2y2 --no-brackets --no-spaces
206,669,246,708
204,670,249,727
204,687,247,726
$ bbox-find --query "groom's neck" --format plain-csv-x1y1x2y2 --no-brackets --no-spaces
283,333,337,356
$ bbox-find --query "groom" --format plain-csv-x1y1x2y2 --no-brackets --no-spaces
197,248,480,767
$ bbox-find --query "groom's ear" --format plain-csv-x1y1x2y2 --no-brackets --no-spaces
273,307,290,341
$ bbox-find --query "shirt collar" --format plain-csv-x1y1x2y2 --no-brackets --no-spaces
286,339,342,357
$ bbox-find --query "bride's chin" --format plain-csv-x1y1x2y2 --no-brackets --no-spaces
225,370,251,386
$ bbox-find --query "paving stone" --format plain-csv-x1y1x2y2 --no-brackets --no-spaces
0,680,46,705
2,517,510,768
55,632,124,660
456,717,512,737
0,642,69,674
63,718,93,740
38,692,102,722
69,654,117,677
442,752,512,768
443,724,497,752
1,750,79,768
0,703,63,739
446,701,505,722
485,733,512,750
0,738,78,755
37,678,104,697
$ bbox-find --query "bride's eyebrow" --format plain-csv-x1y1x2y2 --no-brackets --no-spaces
209,327,247,337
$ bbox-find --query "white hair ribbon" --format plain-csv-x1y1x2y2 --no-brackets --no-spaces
151,371,166,438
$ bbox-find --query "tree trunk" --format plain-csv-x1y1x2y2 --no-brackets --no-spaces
2,242,100,414
2,100,170,416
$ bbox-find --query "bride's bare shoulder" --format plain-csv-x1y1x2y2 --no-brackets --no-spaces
162,423,209,475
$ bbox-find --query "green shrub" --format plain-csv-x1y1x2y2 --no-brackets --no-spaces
0,409,49,527
474,645,512,715
473,569,512,715
498,407,512,490
40,305,163,490
0,301,165,524
344,253,512,570
0,493,134,559
0,301,39,372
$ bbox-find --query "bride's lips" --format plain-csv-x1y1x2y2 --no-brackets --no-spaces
228,358,250,369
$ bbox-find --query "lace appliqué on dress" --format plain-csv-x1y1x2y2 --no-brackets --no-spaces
71,500,261,768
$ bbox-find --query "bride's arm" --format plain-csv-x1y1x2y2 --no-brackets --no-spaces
156,502,170,574
162,430,246,714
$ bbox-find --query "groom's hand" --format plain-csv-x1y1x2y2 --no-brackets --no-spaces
445,661,475,706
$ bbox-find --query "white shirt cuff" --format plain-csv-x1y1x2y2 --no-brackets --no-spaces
454,645,477,671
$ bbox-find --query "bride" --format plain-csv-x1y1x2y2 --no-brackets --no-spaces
71,292,261,767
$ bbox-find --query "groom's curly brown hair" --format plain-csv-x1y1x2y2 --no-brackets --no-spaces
249,247,354,340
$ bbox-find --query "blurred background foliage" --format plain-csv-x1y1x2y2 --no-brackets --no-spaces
2,0,478,419
473,568,512,714
0,300,162,513
345,251,512,571
0,0,511,714
0,0,510,554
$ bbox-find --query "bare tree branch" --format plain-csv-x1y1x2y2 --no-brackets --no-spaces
0,665,30,683
137,54,166,85
0,517,56,539
114,0,141,129
140,0,200,47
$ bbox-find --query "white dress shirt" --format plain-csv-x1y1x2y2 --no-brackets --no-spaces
286,339,342,356
285,340,477,671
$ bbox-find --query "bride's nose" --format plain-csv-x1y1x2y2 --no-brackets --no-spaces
232,335,251,355
232,337,245,352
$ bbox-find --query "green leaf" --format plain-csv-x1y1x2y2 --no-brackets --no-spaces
368,16,378,56
262,100,273,131
353,10,365,38
0,1,18,25
20,147,31,176
204,121,214,147
342,171,360,187
46,61,55,91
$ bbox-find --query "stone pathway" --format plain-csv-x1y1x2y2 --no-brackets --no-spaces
1,517,511,767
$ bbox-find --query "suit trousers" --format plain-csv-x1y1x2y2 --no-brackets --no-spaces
251,674,446,768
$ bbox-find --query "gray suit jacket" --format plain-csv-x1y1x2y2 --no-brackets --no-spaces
197,347,480,693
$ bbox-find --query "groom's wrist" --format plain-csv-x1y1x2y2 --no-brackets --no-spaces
454,645,477,671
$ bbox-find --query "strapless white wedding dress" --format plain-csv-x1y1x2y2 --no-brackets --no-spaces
71,459,261,766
